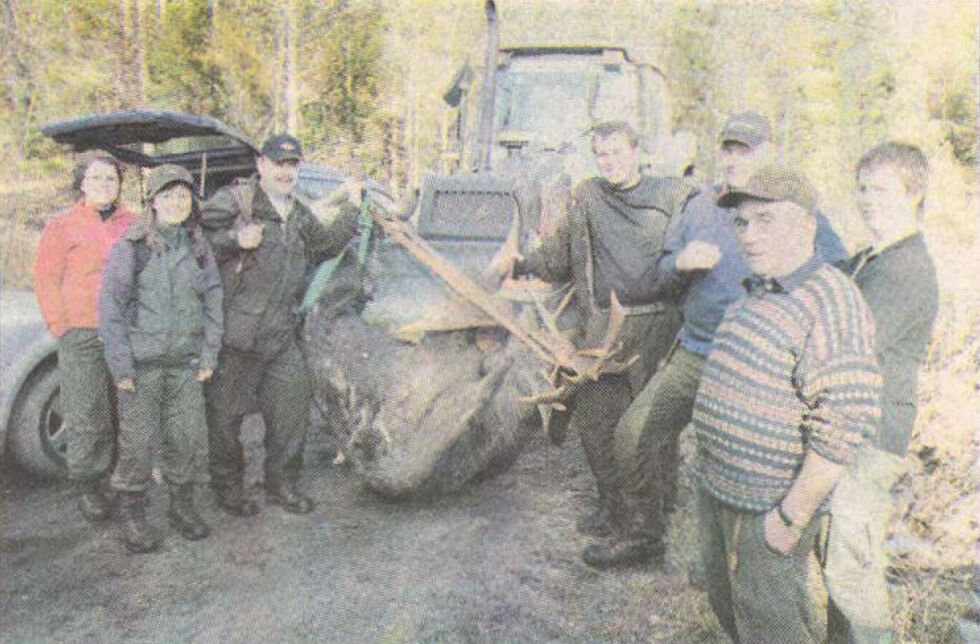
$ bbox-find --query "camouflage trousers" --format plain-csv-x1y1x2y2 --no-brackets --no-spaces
57,328,116,481
110,366,209,492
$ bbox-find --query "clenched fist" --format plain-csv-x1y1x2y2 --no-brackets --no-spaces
675,240,721,271
237,223,264,249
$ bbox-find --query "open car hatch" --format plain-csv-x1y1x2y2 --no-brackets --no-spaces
41,109,258,197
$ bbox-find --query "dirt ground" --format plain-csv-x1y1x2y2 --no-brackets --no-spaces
0,422,726,643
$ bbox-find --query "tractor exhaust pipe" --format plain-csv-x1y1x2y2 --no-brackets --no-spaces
475,0,499,173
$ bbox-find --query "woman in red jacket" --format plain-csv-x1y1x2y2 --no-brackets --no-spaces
34,151,136,521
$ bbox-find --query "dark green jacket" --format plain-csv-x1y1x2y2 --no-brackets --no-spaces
846,232,938,454
100,226,223,382
521,174,695,390
200,178,358,354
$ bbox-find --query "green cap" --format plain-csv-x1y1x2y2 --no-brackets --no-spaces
145,164,194,201
717,165,818,214
719,111,772,148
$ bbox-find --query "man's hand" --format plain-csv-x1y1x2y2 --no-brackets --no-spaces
343,178,363,207
763,507,802,555
485,241,523,283
237,223,264,249
675,240,721,271
196,367,213,382
117,378,135,392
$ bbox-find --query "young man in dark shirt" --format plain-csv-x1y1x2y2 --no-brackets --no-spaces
489,121,693,563
824,142,939,643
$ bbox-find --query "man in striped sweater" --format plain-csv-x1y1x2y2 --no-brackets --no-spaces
693,166,881,643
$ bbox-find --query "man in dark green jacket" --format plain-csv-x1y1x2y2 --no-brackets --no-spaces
824,142,939,643
491,121,693,565
201,134,361,516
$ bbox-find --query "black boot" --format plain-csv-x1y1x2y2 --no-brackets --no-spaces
576,489,622,537
212,479,260,517
168,484,210,540
119,491,161,554
77,478,113,522
582,534,665,569
266,481,314,515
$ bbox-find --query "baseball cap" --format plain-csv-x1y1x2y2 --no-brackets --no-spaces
717,165,818,214
145,164,194,201
719,111,772,148
260,134,303,161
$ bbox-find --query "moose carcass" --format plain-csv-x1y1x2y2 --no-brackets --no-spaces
302,174,633,499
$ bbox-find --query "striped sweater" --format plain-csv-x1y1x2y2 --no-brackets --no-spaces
693,256,881,512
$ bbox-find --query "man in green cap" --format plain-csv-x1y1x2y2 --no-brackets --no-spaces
201,134,361,516
693,165,880,643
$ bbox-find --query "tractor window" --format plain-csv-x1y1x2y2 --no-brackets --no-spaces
494,70,592,147
592,68,639,126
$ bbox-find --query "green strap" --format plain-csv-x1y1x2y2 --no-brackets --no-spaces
296,191,374,315
356,191,373,266
296,248,347,315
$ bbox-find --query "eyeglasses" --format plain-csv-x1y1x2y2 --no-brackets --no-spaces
84,173,119,183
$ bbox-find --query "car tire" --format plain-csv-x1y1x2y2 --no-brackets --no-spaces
8,362,68,478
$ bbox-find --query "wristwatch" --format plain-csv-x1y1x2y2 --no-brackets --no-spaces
776,503,803,535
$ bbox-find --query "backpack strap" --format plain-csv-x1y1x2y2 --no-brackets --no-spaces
227,177,257,275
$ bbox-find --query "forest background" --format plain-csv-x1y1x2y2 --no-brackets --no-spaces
1,0,978,640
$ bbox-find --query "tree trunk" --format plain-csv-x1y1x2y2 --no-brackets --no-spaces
286,0,299,133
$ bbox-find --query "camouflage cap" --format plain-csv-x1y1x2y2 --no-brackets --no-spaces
260,134,303,161
145,164,194,201
717,165,818,215
719,111,772,148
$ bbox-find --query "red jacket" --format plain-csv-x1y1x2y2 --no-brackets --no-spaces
34,201,136,337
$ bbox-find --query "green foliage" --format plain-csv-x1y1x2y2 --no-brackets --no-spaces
146,0,226,116
300,2,385,148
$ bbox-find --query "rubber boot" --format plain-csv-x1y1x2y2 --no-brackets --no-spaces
119,491,161,554
576,488,622,538
266,480,314,515
168,484,210,540
77,478,114,522
212,481,260,517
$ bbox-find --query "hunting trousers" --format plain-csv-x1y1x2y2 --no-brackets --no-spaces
614,345,704,538
110,366,208,492
206,338,312,490
698,489,823,644
58,328,116,481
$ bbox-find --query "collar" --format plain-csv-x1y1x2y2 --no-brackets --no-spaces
743,253,824,295
872,230,922,256
258,185,295,221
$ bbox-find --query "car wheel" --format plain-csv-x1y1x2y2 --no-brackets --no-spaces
8,362,68,478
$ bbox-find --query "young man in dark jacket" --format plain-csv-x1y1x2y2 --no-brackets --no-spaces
201,134,361,516
490,121,694,565
824,142,939,643
101,164,223,553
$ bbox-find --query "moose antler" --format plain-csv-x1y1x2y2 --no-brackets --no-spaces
365,206,630,401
